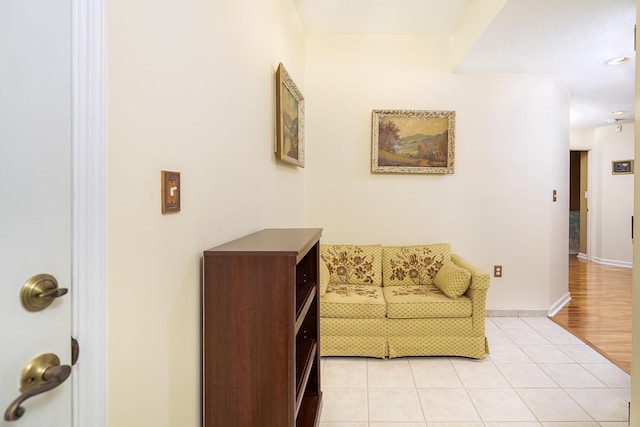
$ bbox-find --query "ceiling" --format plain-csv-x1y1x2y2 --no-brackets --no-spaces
294,0,636,129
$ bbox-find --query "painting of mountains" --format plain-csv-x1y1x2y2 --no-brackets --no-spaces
372,110,455,174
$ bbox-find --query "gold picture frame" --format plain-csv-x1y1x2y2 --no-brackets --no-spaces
612,160,634,175
372,109,455,174
275,63,305,167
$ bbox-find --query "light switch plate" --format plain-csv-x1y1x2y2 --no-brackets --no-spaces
161,170,180,214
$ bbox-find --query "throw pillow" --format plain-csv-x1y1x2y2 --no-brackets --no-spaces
434,260,471,298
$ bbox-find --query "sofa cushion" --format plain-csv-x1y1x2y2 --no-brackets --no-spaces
434,260,471,298
383,244,451,286
320,244,383,286
320,283,387,319
319,259,330,296
382,285,472,319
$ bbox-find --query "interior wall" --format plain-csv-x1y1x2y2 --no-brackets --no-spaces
570,124,635,266
569,128,596,150
592,124,635,265
106,0,305,426
304,35,570,312
547,88,571,312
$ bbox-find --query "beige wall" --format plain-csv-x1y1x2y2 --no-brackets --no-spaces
304,35,570,312
570,124,635,265
107,0,305,425
106,2,581,425
593,124,635,265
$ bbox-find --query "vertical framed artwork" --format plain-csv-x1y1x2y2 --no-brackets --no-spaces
275,63,305,167
612,160,634,175
371,109,455,174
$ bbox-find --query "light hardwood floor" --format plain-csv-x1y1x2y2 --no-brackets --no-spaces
551,255,632,374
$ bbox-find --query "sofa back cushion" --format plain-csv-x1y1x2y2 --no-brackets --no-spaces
320,244,383,286
434,260,471,298
383,244,451,286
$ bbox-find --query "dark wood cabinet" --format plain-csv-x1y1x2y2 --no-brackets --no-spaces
202,228,323,427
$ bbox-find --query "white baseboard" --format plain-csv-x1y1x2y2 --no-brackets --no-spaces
590,257,633,269
576,252,632,268
548,292,572,317
486,294,571,318
486,310,549,317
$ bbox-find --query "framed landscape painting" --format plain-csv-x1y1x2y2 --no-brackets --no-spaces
371,109,455,174
275,63,305,167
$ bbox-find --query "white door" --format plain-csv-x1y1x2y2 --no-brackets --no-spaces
0,0,73,425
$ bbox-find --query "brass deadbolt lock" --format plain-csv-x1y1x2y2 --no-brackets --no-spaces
20,274,68,312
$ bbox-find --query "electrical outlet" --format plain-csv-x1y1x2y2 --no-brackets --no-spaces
494,265,502,278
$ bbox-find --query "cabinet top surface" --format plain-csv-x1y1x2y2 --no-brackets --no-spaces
204,228,322,256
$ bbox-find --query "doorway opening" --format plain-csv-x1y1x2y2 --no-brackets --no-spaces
569,150,588,257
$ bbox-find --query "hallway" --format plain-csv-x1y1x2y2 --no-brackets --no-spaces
551,255,632,374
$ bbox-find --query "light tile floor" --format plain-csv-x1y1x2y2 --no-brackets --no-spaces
319,317,630,426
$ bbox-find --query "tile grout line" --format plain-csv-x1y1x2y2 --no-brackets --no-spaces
506,317,623,424
491,317,603,423
407,358,428,424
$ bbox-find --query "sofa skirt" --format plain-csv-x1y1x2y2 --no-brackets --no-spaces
387,335,486,359
321,336,388,358
319,317,487,359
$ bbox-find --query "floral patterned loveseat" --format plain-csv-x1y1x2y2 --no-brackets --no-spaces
319,244,490,359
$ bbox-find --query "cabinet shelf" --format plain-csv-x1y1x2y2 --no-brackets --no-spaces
296,283,316,334
295,340,317,415
296,383,321,427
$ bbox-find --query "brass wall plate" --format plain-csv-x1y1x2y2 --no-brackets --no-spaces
161,170,180,214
